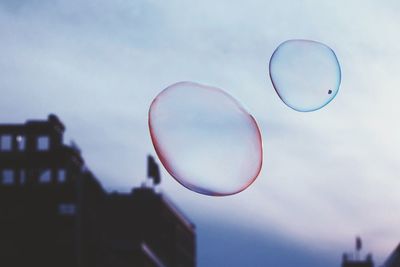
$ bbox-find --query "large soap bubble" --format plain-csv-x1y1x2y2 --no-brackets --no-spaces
148,81,263,196
269,39,341,112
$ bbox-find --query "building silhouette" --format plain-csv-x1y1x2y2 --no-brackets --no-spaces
381,243,400,267
342,238,374,267
342,256,374,267
0,115,196,267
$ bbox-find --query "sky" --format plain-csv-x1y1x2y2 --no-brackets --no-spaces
1,0,400,266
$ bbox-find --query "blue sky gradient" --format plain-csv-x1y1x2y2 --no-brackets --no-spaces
1,0,400,266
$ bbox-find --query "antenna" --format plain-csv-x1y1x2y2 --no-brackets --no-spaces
147,155,160,186
355,236,362,260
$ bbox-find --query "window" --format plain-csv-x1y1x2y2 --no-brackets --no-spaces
39,169,51,183
58,204,76,215
37,136,50,151
57,169,66,183
0,135,12,151
16,135,26,151
2,169,14,185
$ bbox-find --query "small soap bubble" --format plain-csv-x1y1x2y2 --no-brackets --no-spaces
269,39,341,112
148,81,263,196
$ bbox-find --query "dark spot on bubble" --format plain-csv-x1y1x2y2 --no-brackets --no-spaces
328,90,332,94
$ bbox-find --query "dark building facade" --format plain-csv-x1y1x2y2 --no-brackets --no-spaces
0,115,196,267
382,243,400,267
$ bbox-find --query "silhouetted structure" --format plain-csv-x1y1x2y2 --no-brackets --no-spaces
0,115,196,267
342,238,374,267
381,243,400,267
342,257,374,267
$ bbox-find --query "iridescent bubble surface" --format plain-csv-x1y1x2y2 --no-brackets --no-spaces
148,82,263,196
269,39,341,112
